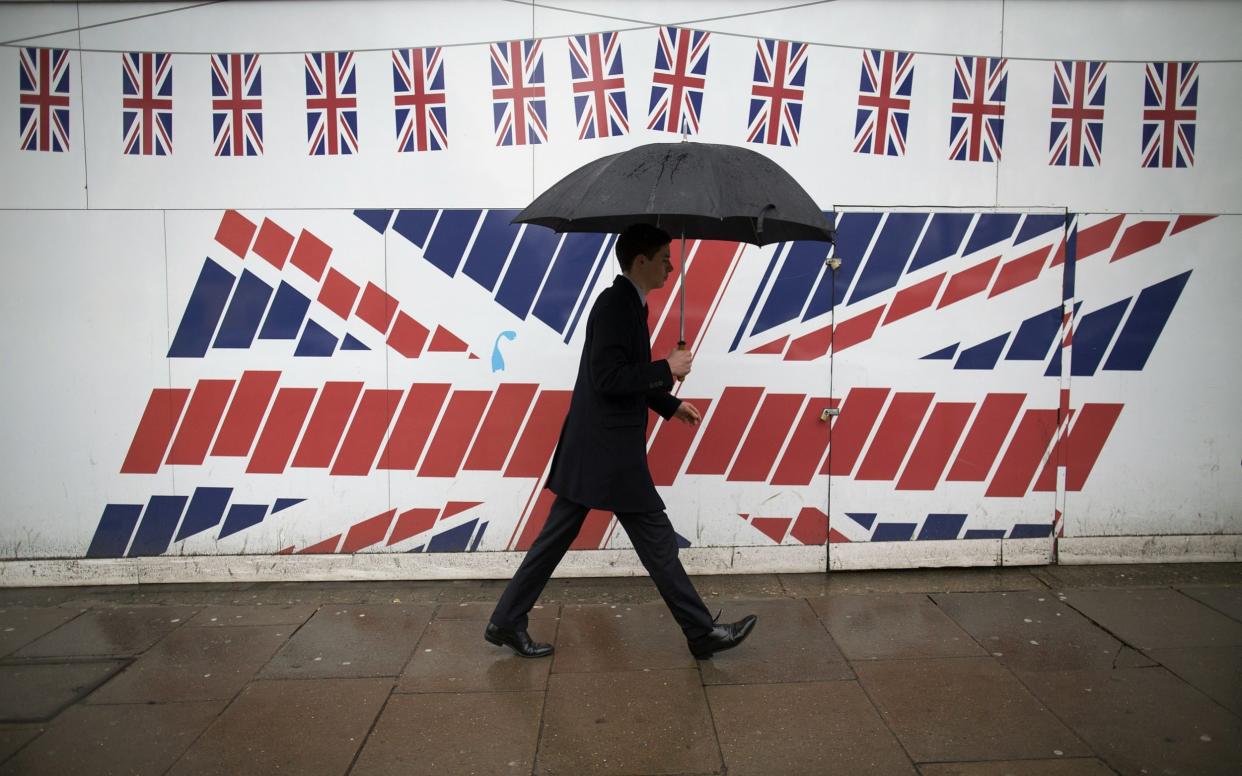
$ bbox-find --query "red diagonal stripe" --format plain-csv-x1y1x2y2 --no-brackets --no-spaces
855,392,934,481
342,508,397,553
686,387,764,475
388,508,438,546
517,488,557,550
293,382,363,468
505,391,572,478
785,324,832,361
834,307,884,352
1076,214,1124,259
896,402,974,490
1111,220,1169,263
464,384,539,471
647,398,713,486
946,393,1025,482
989,245,1051,297
771,398,836,486
651,240,738,356
1170,214,1214,235
166,380,234,465
1065,403,1123,491
419,390,490,477
247,388,316,474
212,371,280,457
121,388,190,473
379,384,451,470
727,394,805,481
789,507,828,545
938,256,1000,308
985,409,1059,497
822,388,890,476
883,273,945,325
331,389,403,475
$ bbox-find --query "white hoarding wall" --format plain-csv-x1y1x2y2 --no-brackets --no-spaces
0,1,1239,574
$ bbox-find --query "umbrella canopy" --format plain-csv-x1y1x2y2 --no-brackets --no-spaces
513,141,834,245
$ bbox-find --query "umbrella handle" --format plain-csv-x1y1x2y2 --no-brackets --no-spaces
675,340,687,383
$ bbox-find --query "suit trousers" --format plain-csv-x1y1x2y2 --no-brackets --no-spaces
490,493,716,640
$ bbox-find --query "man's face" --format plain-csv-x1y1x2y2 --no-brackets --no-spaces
633,243,674,290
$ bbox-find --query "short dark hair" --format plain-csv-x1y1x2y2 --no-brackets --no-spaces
615,223,671,272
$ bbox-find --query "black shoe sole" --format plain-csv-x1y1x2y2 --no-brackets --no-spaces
484,631,553,658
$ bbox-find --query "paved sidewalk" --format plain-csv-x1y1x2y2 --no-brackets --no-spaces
1,563,1240,775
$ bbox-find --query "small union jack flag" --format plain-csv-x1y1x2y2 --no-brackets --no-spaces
122,52,172,156
569,32,628,140
1142,61,1198,168
854,49,914,156
1049,60,1106,167
211,54,262,157
491,39,547,147
394,47,447,152
648,26,710,135
949,56,1007,162
19,47,70,153
747,38,807,147
306,52,358,156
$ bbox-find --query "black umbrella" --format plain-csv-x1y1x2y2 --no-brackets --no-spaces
513,141,835,350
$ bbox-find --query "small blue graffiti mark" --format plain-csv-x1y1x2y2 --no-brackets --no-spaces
491,330,517,372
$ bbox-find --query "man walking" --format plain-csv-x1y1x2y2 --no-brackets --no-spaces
486,224,758,659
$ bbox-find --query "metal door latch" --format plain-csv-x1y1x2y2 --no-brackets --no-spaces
820,407,841,421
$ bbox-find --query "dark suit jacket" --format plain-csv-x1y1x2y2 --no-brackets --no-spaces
546,275,682,512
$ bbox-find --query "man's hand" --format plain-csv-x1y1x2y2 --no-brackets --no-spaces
667,347,693,378
673,401,701,426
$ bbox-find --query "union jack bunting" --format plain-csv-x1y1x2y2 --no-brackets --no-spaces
1142,61,1198,168
18,47,70,152
854,49,914,156
1049,60,1106,167
490,39,547,146
394,47,447,152
306,52,359,156
568,32,628,140
122,52,172,156
949,56,1007,162
211,54,262,157
647,26,710,135
747,38,807,147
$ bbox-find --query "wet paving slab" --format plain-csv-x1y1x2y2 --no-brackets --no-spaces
930,590,1126,671
854,656,1092,763
351,691,544,776
1032,562,1242,589
537,668,721,775
165,678,391,776
184,602,318,627
1143,645,1242,715
0,661,127,722
397,617,555,693
1057,587,1242,650
811,593,987,660
550,602,696,673
707,680,916,775
781,567,1049,596
0,701,225,776
12,606,199,658
1177,584,1242,622
1016,666,1242,776
697,598,854,685
0,607,84,658
916,758,1117,776
259,603,434,679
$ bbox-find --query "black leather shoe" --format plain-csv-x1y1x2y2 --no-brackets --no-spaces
688,614,758,659
484,622,554,658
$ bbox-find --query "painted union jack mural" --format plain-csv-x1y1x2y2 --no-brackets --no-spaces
949,56,1007,162
1049,60,1106,167
1141,61,1198,168
122,51,172,156
305,51,358,156
647,26,710,135
568,32,628,140
747,38,808,147
211,53,263,157
490,39,547,146
18,47,70,152
393,46,447,152
85,202,1218,557
854,49,913,156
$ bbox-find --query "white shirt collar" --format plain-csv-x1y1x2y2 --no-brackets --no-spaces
623,274,647,306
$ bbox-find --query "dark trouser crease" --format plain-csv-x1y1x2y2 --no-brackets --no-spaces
490,493,716,640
